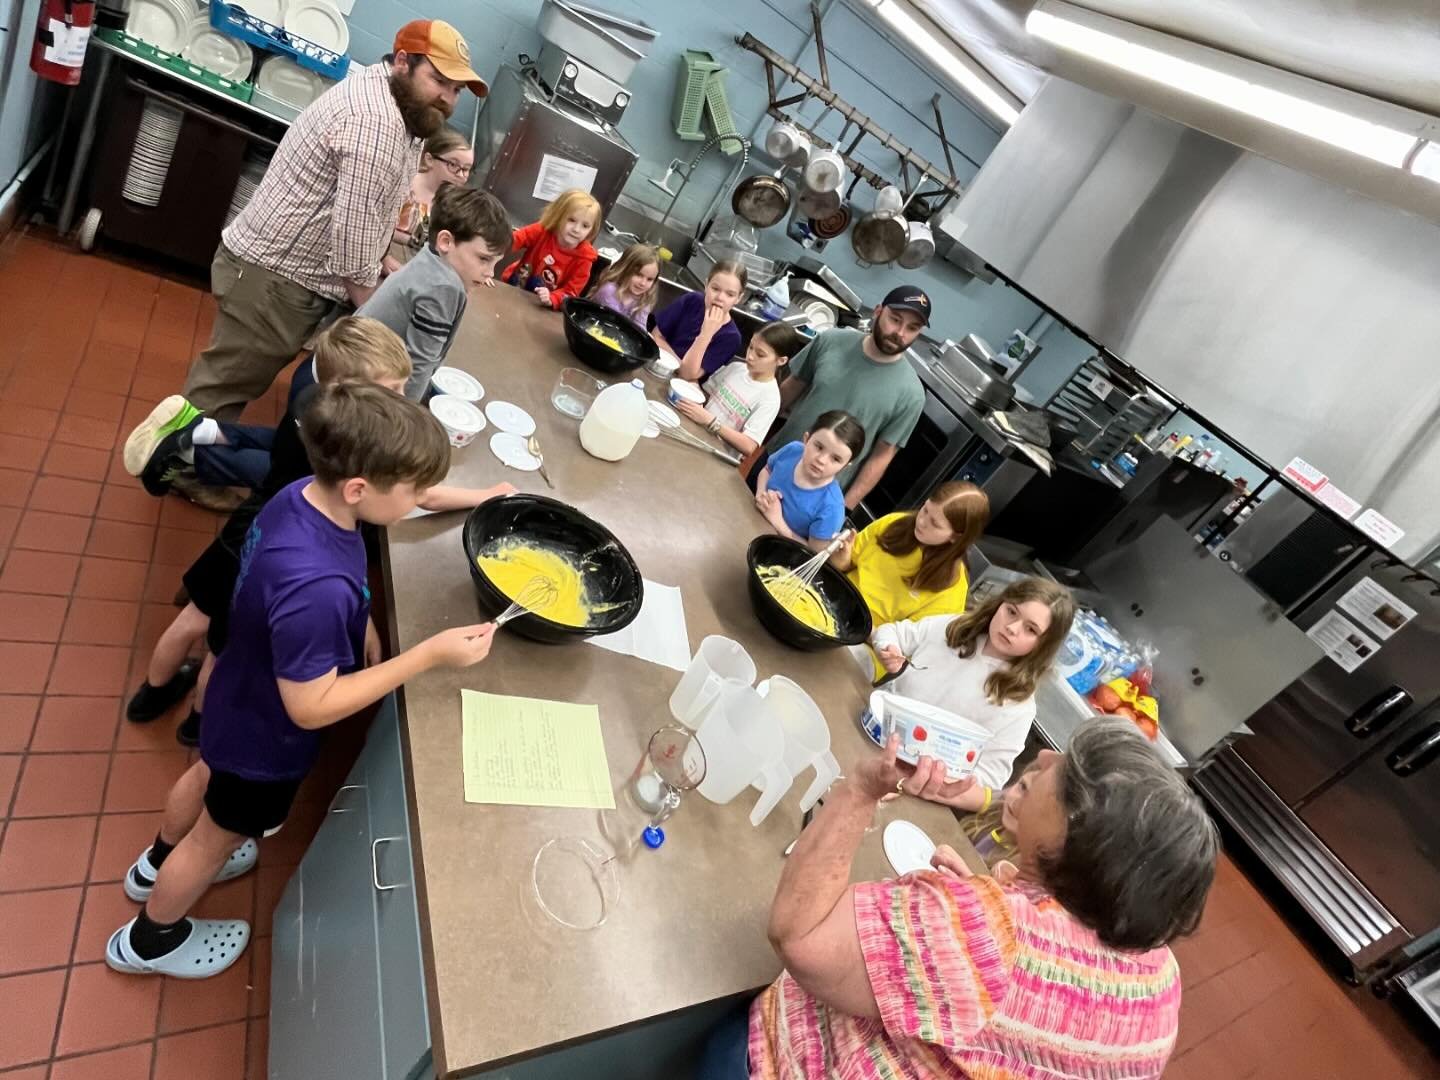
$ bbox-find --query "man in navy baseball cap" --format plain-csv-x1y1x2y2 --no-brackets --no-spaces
879,285,932,327
752,281,930,510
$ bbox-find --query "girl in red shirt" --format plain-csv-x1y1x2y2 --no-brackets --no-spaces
498,189,602,309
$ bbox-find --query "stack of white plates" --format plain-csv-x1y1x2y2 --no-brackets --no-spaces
127,0,197,52
122,99,184,208
181,11,253,79
255,54,331,109
224,151,271,226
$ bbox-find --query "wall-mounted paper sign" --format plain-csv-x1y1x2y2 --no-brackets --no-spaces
1307,610,1380,673
1337,578,1417,641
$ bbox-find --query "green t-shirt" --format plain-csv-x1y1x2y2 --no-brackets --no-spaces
767,328,925,488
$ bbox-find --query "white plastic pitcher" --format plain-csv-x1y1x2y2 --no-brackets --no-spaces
758,677,841,812
695,684,790,825
579,378,648,461
669,635,756,729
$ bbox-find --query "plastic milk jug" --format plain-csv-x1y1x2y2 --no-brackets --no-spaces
580,378,648,461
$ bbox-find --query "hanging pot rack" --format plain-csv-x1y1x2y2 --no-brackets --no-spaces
736,6,970,216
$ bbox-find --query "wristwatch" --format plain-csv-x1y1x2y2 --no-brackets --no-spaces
707,418,723,435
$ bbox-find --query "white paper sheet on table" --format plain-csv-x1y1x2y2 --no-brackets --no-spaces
586,578,690,672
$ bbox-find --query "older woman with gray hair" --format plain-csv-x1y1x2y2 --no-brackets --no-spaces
700,717,1218,1080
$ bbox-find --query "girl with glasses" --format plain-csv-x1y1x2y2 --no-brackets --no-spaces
384,128,474,272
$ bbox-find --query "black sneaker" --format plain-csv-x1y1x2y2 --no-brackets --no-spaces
140,415,204,497
175,709,203,747
126,659,200,723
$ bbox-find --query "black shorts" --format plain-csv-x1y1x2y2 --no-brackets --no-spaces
204,768,301,838
182,538,239,620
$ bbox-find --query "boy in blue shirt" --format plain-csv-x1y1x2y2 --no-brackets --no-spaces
106,383,497,978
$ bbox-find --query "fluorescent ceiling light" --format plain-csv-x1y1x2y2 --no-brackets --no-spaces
1409,142,1440,182
868,0,1020,127
1027,7,1417,168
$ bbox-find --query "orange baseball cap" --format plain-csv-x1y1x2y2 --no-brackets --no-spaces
393,19,488,97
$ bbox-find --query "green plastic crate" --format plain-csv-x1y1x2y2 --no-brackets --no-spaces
95,28,255,103
674,49,724,141
703,70,741,154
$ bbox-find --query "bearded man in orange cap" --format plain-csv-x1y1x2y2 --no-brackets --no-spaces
162,19,488,431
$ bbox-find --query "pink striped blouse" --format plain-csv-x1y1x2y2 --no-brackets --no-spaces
750,874,1182,1079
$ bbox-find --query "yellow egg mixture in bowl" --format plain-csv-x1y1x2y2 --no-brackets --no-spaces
463,495,644,643
746,535,871,651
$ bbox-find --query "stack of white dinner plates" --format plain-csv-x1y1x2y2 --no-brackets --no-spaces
121,99,185,208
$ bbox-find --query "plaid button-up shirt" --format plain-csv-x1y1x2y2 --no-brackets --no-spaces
224,63,422,302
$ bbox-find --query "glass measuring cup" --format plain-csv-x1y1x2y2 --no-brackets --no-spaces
551,367,606,420
599,726,707,859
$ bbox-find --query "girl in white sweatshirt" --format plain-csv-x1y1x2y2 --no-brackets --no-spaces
871,576,1075,813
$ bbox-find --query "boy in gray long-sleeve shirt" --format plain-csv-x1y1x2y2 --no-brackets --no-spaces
122,186,513,500
358,184,512,400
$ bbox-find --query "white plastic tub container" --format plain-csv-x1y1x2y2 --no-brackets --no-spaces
867,690,991,780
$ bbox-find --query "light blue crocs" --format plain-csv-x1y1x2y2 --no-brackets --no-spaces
124,838,259,902
105,917,250,978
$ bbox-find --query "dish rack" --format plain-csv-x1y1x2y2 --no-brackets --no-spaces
686,240,780,292
1046,354,1174,461
94,28,255,102
209,0,349,80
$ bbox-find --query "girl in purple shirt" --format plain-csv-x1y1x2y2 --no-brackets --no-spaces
651,258,746,381
589,243,660,328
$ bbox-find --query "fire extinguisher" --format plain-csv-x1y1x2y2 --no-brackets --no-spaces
30,0,97,87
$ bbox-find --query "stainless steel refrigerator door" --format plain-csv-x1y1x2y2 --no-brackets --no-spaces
1235,560,1440,805
1082,518,1323,763
1297,709,1440,936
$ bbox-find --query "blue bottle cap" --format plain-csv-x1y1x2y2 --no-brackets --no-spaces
641,825,665,849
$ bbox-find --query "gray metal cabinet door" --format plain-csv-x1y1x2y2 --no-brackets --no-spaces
365,696,431,1080
268,758,383,1080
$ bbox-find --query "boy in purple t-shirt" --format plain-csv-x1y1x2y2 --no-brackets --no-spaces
105,384,498,979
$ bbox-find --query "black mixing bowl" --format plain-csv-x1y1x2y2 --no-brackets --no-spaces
746,535,872,651
561,296,658,375
462,495,644,644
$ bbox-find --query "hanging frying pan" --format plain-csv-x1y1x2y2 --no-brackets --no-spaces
851,184,917,266
732,170,791,229
850,205,907,265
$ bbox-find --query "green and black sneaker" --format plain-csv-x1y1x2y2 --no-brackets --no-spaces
124,395,204,496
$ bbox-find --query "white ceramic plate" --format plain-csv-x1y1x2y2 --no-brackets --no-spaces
182,17,253,79
484,401,536,437
255,55,330,107
128,0,188,52
431,367,484,402
284,0,349,53
232,0,283,26
489,432,541,472
882,820,937,877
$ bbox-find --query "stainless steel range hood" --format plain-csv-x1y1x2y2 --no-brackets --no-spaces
934,77,1440,565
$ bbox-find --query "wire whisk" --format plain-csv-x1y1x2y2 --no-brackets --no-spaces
763,531,852,608
494,576,560,627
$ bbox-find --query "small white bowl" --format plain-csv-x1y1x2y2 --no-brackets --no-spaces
646,349,681,380
429,396,485,448
667,378,704,406
431,366,484,402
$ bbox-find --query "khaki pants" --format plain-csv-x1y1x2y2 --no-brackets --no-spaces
182,244,337,421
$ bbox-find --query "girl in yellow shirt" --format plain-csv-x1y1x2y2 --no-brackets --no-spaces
831,480,990,679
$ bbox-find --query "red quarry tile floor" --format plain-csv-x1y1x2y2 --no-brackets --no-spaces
0,231,308,1079
3,226,1438,1079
